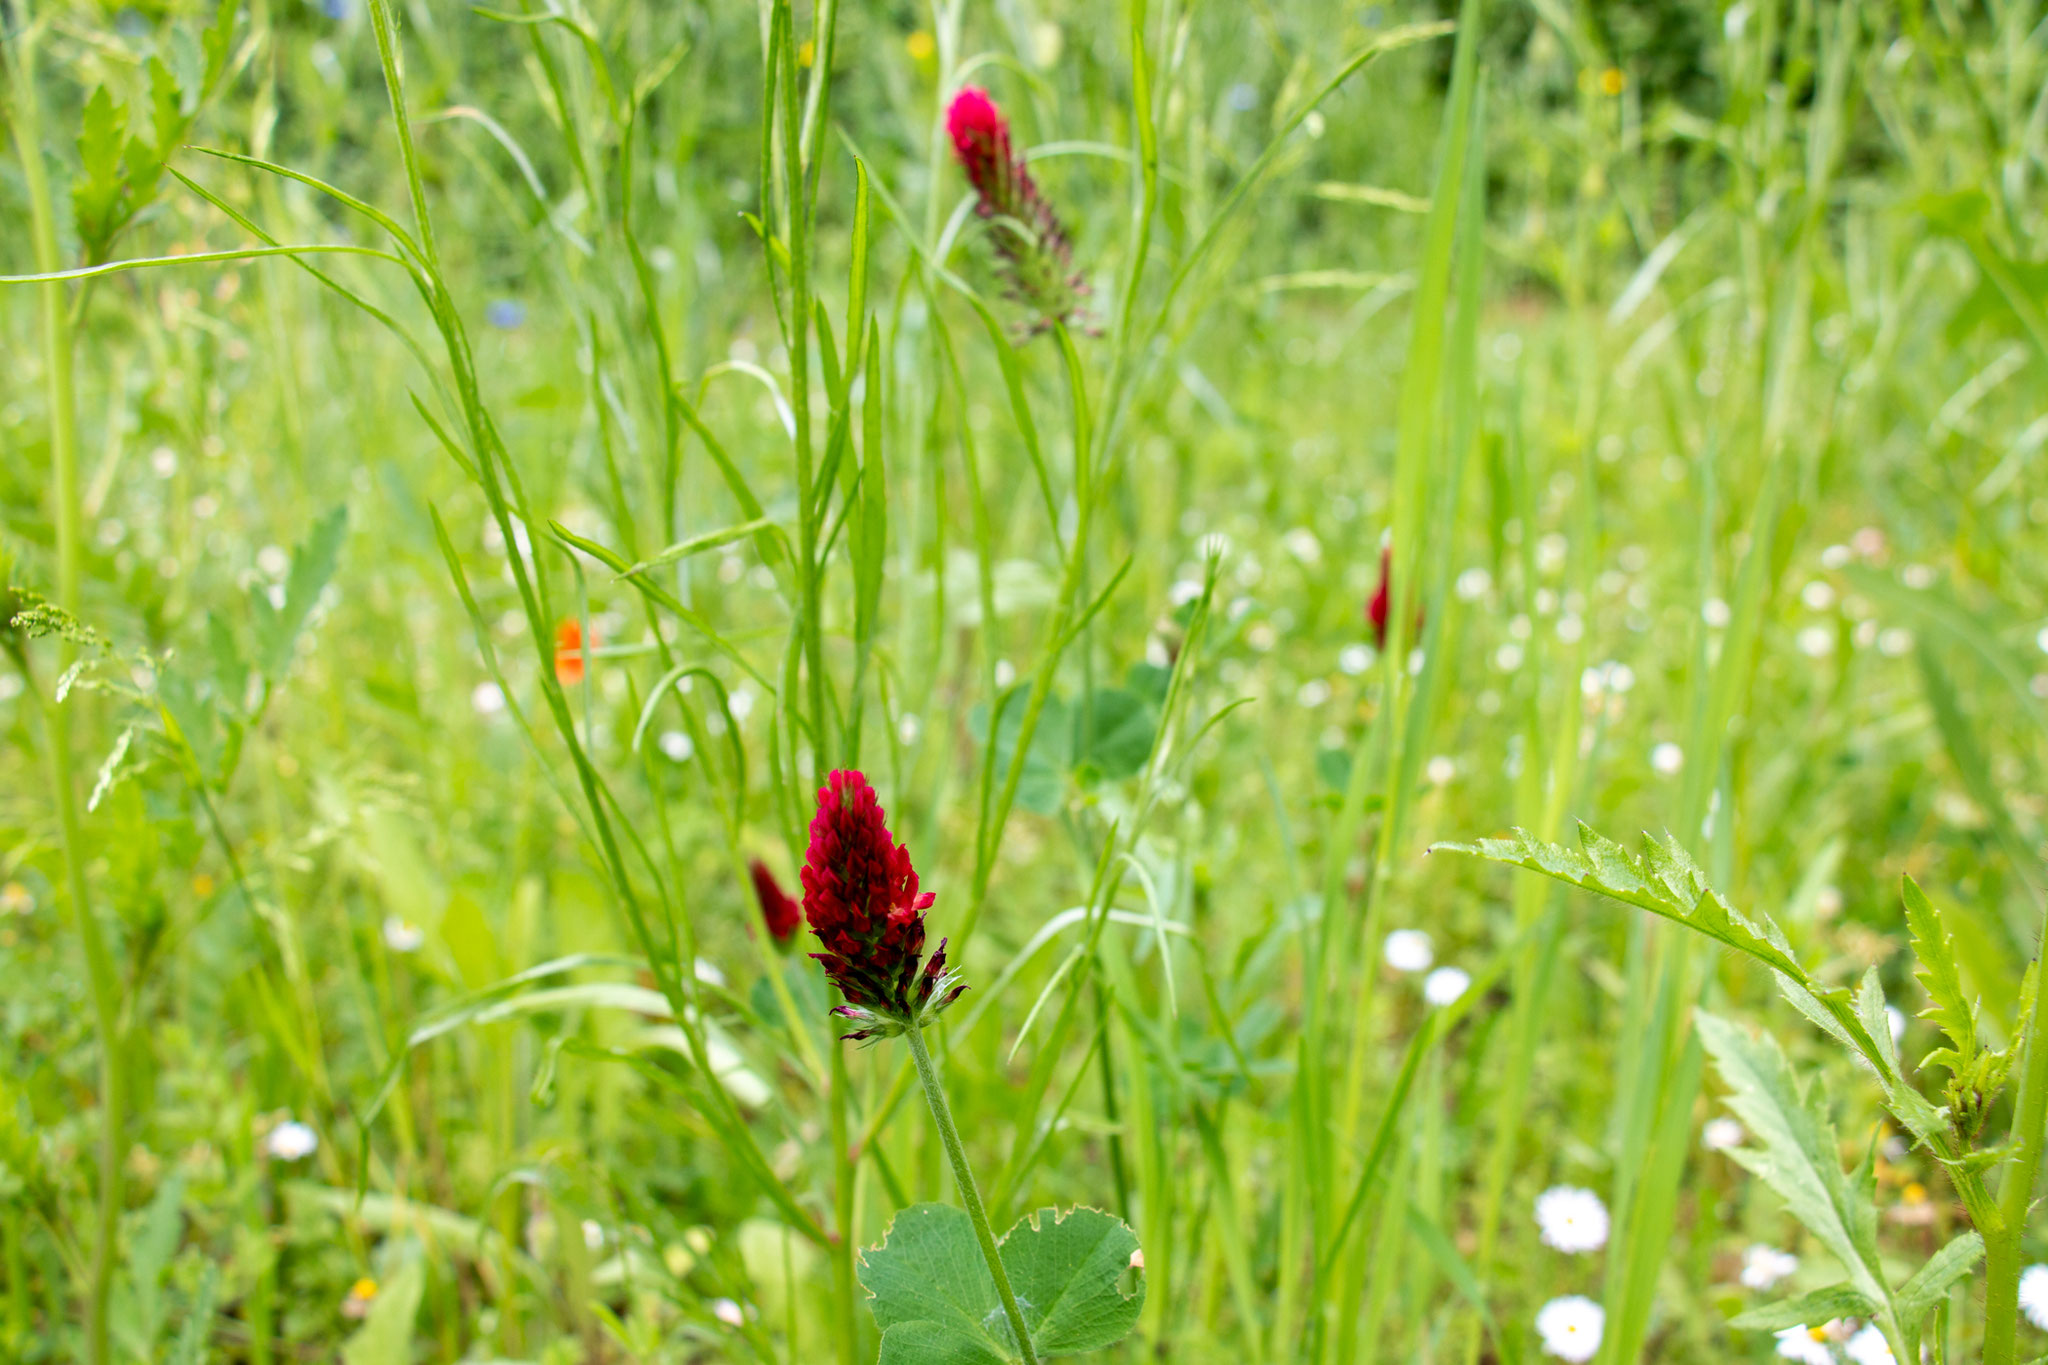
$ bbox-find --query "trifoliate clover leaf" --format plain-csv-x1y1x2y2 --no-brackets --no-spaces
859,1202,1144,1363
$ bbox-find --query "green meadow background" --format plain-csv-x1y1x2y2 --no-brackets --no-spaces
2,0,2046,1361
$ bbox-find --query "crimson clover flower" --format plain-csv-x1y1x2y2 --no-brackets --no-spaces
748,859,801,948
1365,545,1422,651
945,86,1087,334
801,769,966,1041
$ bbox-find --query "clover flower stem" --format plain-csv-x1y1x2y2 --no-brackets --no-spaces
9,21,123,1365
904,1018,1040,1365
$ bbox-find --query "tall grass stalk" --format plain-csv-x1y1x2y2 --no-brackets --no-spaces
6,16,125,1364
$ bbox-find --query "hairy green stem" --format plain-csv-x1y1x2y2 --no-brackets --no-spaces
904,1020,1040,1365
9,21,125,1365
1984,912,2048,1365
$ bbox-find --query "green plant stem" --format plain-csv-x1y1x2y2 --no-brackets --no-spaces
9,22,124,1365
1984,916,2048,1365
903,1019,1040,1365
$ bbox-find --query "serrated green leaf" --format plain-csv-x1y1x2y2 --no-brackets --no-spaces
1439,825,1808,983
1696,1012,1891,1312
860,1202,1144,1362
1895,1231,1983,1331
1905,876,1977,1075
76,86,127,218
1729,1284,1881,1332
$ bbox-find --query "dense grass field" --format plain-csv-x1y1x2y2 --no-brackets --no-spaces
5,0,2048,1361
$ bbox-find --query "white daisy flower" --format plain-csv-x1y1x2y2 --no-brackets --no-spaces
1382,929,1434,974
1535,1295,1603,1362
1844,1323,1894,1365
1535,1185,1609,1254
1423,966,1471,1007
1650,741,1685,775
2019,1264,2048,1330
1775,1325,1835,1365
266,1120,319,1162
382,916,424,953
1740,1244,1798,1290
1702,1117,1745,1151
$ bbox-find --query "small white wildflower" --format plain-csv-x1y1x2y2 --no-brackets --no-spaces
1797,626,1835,658
1816,885,1844,917
1650,742,1684,775
1776,1325,1835,1365
1494,643,1525,672
1852,527,1885,558
257,545,290,577
267,1120,319,1162
0,674,21,703
710,1297,745,1327
1198,532,1231,561
1703,598,1733,628
2036,625,2048,656
1702,1117,1745,1151
1298,680,1332,708
1535,1186,1609,1254
1606,662,1635,693
897,714,922,747
1556,614,1585,643
1426,756,1456,786
1844,1323,1895,1365
1247,622,1278,652
1383,929,1434,974
1820,545,1851,570
151,446,179,478
470,681,507,716
1877,627,1914,657
1423,966,1470,1007
1801,580,1837,611
582,1219,605,1249
382,916,424,953
1339,644,1374,676
1455,567,1493,601
1509,614,1533,640
1901,564,1936,590
1283,527,1323,565
727,686,757,722
2017,1264,2048,1329
1168,579,1205,607
1740,1244,1798,1289
1537,534,1570,574
1535,1295,1604,1362
659,730,694,762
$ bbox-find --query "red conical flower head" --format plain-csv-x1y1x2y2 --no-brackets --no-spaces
801,770,966,1040
749,859,801,946
1366,547,1393,650
943,86,1087,334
